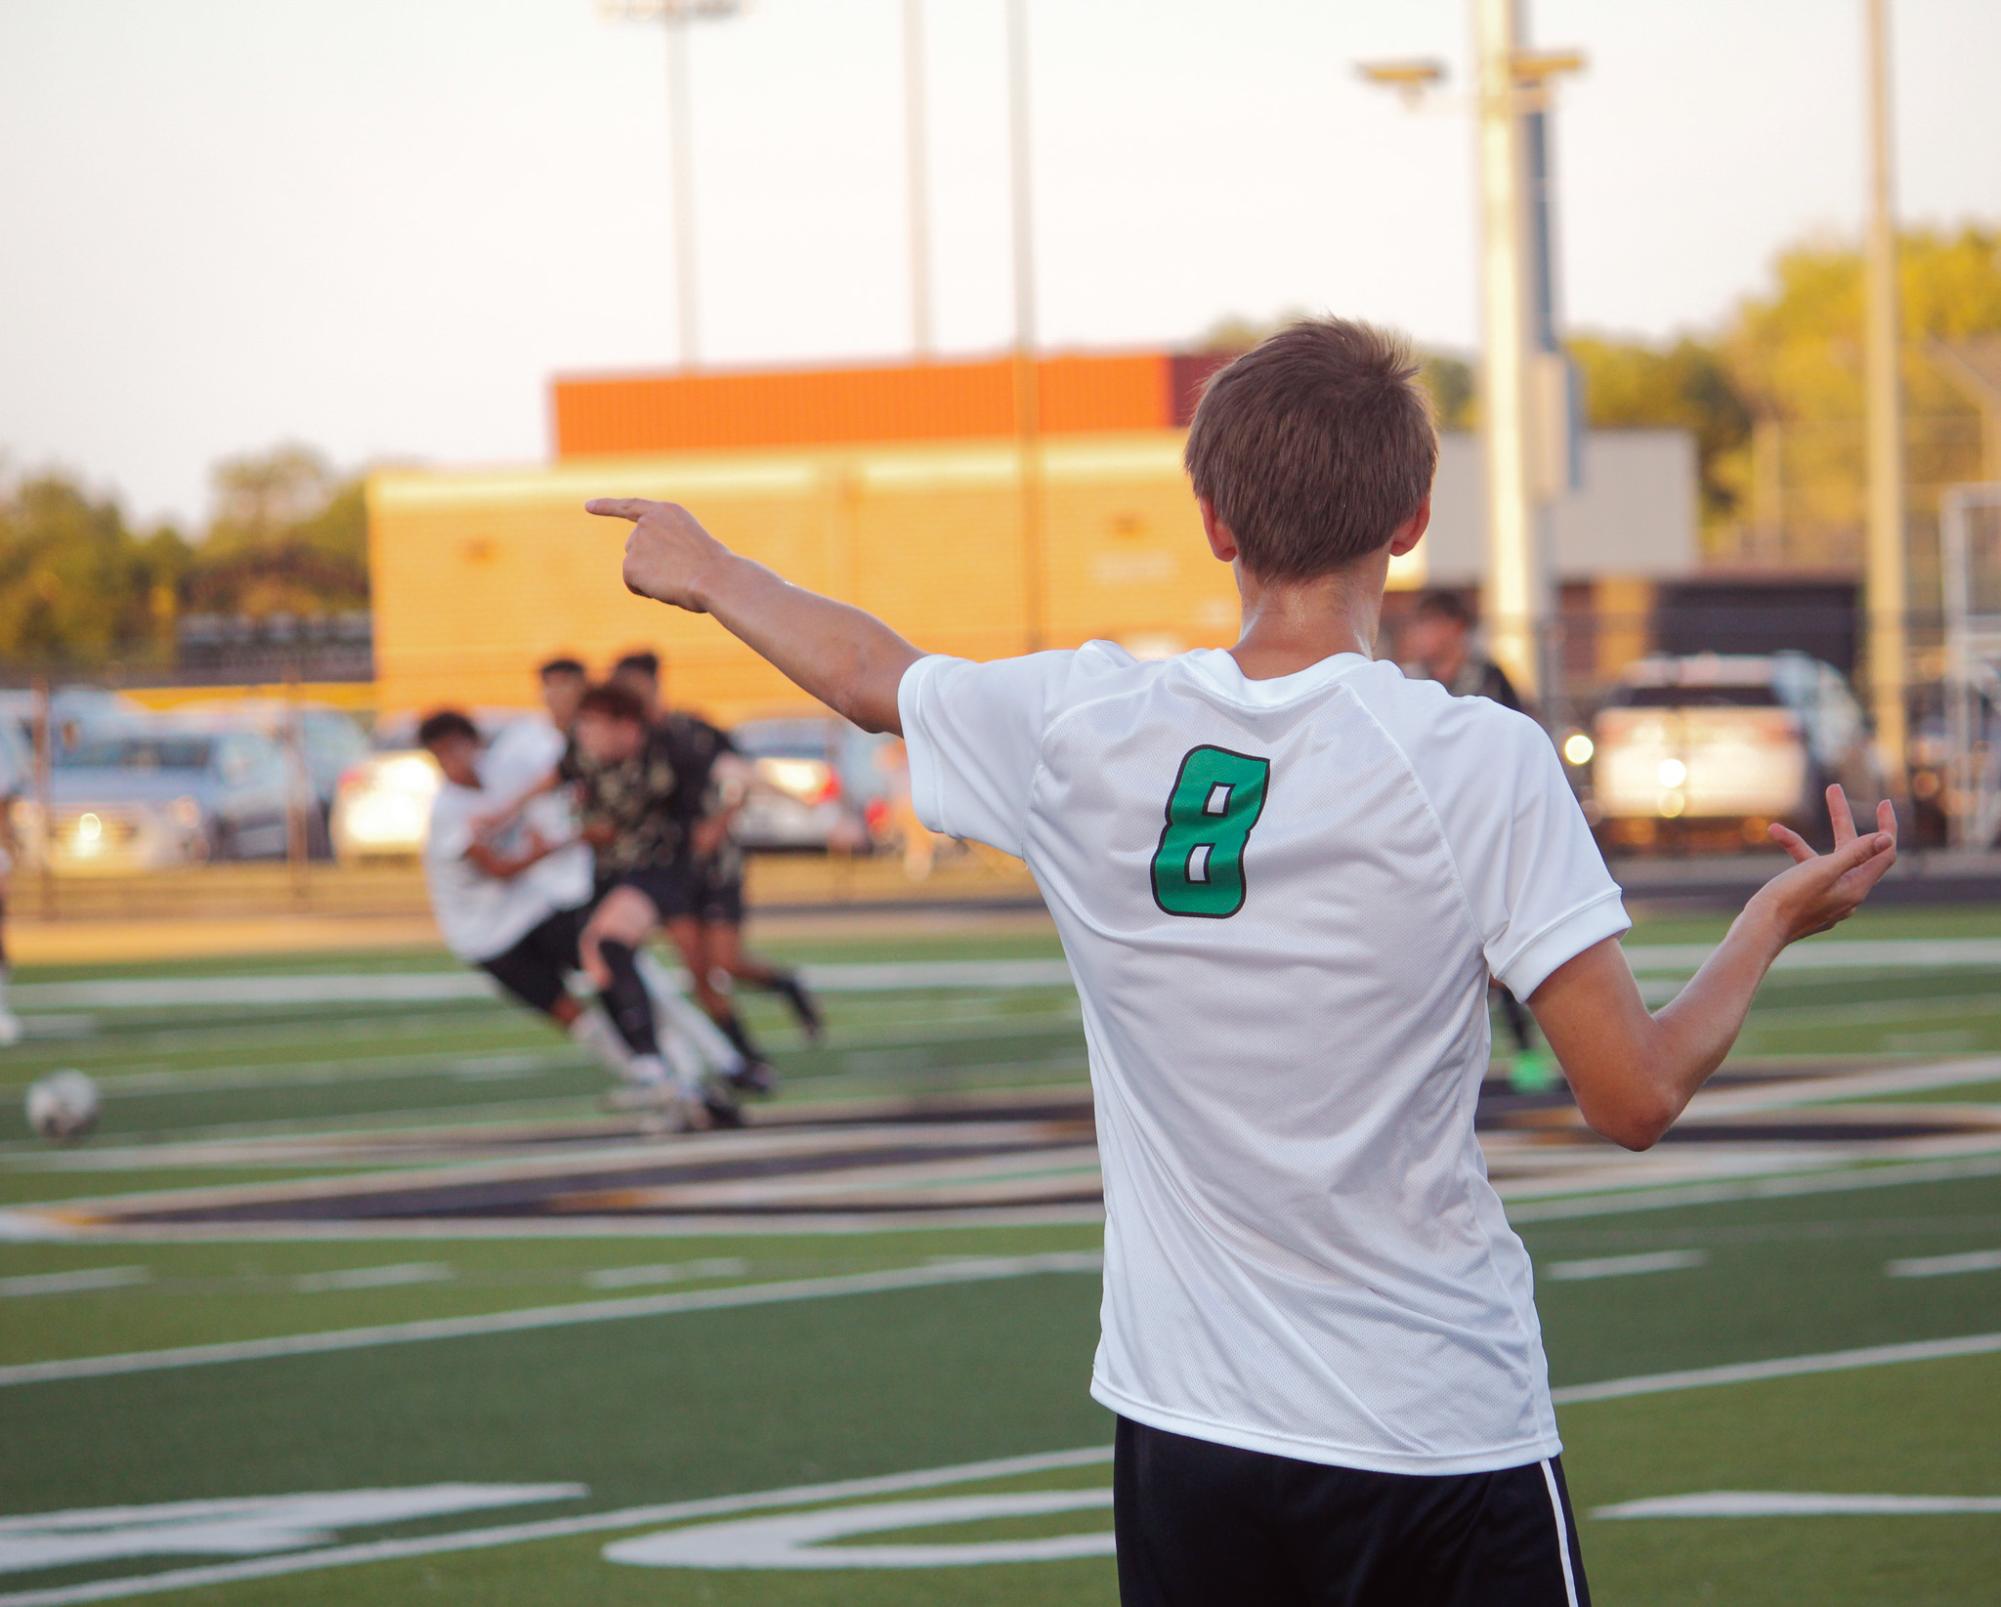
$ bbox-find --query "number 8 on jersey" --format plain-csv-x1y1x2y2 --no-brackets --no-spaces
1150,746,1272,918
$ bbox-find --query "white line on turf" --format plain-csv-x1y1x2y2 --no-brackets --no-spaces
1506,1150,2001,1222
1550,1330,2001,1405
1545,1250,1707,1282
1884,1248,2001,1278
8,1328,2001,1605
0,1253,1103,1389
1594,1490,2001,1519
0,1268,151,1299
584,1258,750,1290
290,1263,454,1293
0,1447,1117,1607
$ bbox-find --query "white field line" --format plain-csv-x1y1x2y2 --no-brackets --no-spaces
584,1258,750,1290
7,1327,2001,1606
0,1252,1102,1389
291,1263,454,1294
1594,1491,2001,1519
1550,1330,2001,1405
1885,1248,2001,1279
1545,1250,1707,1282
1623,938,2001,975
0,1268,150,1299
1506,1149,2001,1222
0,1447,1117,1607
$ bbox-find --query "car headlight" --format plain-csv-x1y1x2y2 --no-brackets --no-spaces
1561,731,1594,767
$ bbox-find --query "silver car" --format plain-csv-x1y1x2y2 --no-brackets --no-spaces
1586,653,1878,849
15,723,293,871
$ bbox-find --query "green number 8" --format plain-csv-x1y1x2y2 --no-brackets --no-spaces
1149,746,1272,918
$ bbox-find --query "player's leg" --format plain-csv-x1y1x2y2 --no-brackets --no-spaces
704,898,823,1042
1112,1418,1303,1606
633,946,748,1079
580,886,715,1123
662,910,773,1086
0,870,18,1047
476,918,640,1086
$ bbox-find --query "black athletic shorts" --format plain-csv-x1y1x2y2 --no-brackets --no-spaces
477,905,589,1017
1113,1417,1589,1607
611,862,698,922
690,860,744,926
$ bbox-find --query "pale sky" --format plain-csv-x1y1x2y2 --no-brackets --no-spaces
2,0,1997,530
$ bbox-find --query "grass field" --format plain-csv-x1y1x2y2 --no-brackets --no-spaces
3,905,2001,1604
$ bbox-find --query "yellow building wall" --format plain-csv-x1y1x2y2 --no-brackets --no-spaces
367,432,1426,722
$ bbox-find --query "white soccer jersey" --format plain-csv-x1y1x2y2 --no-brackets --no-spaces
899,642,1628,1475
423,781,564,965
480,718,593,912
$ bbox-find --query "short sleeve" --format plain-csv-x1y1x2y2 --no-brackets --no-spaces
896,651,1075,858
426,790,474,861
1428,706,1628,999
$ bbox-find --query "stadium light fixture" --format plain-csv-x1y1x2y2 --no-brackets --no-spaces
1354,59,1448,108
599,0,748,368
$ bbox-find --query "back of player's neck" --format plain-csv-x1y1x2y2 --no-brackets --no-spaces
1228,578,1378,681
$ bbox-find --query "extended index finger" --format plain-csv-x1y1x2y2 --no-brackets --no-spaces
585,498,659,522
1826,782,1856,847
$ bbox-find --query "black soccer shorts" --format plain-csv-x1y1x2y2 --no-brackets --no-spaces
1113,1416,1589,1607
476,905,591,1017
611,862,698,923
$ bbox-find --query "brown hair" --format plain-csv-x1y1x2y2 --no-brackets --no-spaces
1183,318,1438,581
575,683,647,726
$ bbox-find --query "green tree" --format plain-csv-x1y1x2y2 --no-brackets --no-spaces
1566,334,1751,529
188,443,368,616
0,473,188,668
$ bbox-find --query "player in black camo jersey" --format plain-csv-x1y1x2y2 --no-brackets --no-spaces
612,651,823,1094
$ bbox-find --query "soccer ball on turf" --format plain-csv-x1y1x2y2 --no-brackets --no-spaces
25,1070,100,1143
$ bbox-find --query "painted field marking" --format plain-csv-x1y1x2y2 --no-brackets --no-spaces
1507,1150,2001,1223
1885,1248,2001,1279
1551,1329,2001,1405
0,1252,1103,1389
0,1447,1116,1607
584,1258,750,1290
0,1269,150,1299
291,1263,454,1294
1594,1491,2001,1519
8,1326,2001,1605
1546,1250,1707,1282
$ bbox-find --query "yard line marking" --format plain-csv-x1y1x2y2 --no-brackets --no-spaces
1885,1248,2001,1279
0,1446,1116,1607
1546,1250,1707,1282
584,1258,750,1290
0,1268,150,1299
1594,1490,2001,1519
1507,1150,2001,1221
1622,937,2001,975
0,1252,1102,1389
1552,1330,2001,1405
290,1263,454,1293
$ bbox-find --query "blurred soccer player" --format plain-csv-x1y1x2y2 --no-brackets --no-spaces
565,684,742,1130
0,773,18,1047
611,649,822,1092
1401,590,1551,1090
588,316,1899,1607
417,710,708,1126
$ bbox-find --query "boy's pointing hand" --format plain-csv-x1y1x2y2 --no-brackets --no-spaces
586,497,729,614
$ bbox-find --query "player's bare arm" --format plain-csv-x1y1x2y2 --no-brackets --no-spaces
463,828,563,883
587,497,922,734
1529,784,1897,1151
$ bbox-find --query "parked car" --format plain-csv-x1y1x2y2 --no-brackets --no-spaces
730,717,906,853
0,687,144,755
330,710,529,864
1586,653,1878,849
14,721,293,871
178,700,369,820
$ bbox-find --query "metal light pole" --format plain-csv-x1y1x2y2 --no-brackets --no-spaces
1863,0,1910,792
600,0,745,369
903,0,934,355
1005,0,1047,650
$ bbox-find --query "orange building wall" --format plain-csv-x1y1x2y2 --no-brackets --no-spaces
368,432,1426,723
552,352,1173,459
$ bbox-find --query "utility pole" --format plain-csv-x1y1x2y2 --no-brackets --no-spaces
1005,0,1047,650
903,0,934,355
600,0,745,369
1863,0,1910,793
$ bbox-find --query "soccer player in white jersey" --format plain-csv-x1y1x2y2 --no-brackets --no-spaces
585,318,1898,1606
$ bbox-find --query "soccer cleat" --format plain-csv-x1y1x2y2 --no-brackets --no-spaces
701,1088,747,1129
725,1060,779,1097
1508,1049,1558,1095
638,1091,704,1136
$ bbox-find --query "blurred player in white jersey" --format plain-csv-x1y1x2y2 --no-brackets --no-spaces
585,318,1897,1606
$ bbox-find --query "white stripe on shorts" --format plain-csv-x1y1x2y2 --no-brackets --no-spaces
1539,1458,1581,1607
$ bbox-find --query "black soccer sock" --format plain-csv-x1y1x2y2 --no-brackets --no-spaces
767,969,822,1036
713,1007,765,1065
597,941,663,1059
